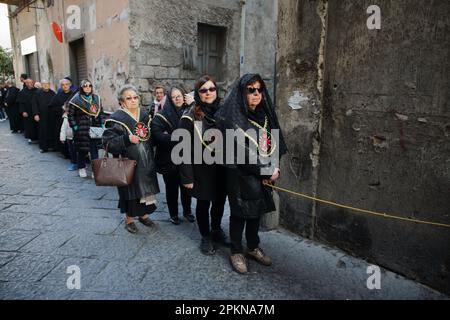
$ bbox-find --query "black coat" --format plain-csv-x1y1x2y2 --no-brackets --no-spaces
103,108,160,201
68,93,106,152
224,134,277,219
178,106,227,201
32,89,56,150
4,86,21,131
150,96,189,175
216,73,287,219
18,87,38,140
0,87,7,106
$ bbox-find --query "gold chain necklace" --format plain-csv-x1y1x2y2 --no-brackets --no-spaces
246,116,277,157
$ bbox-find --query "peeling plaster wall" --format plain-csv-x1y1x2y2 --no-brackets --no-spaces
9,0,130,110
277,0,450,294
277,0,324,238
83,0,130,110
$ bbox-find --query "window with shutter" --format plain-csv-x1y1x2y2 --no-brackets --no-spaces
197,24,226,81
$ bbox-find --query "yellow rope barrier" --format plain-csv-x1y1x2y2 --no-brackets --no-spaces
264,183,450,229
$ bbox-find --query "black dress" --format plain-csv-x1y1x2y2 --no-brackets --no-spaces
18,87,38,140
32,89,56,151
103,108,160,217
4,86,21,132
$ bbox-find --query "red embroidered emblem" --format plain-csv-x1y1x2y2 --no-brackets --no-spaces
90,104,98,114
259,131,271,154
135,122,149,139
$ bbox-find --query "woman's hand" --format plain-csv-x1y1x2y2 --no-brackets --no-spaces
183,183,194,190
270,168,281,183
129,134,140,145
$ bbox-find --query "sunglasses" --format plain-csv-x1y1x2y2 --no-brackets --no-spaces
246,87,263,94
198,87,217,94
125,96,140,101
82,84,93,88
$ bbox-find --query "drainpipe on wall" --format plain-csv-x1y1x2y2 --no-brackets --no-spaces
33,2,41,82
239,0,246,77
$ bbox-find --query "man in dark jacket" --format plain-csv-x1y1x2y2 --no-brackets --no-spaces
18,78,38,143
32,80,56,153
0,83,7,121
3,81,21,133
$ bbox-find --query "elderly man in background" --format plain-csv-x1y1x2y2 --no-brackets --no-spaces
32,80,56,153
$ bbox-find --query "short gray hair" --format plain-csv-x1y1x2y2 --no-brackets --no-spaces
118,84,139,103
60,78,71,85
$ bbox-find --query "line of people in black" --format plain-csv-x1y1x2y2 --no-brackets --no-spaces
0,75,107,178
104,74,287,274
2,72,286,274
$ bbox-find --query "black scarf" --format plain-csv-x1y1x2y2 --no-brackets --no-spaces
216,73,288,157
159,91,190,130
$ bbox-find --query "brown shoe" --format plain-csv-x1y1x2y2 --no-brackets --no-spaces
138,217,155,228
246,248,272,266
125,222,138,234
230,254,248,274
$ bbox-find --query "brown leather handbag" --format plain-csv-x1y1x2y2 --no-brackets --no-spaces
92,145,137,187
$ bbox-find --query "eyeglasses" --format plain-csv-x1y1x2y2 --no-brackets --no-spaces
82,84,93,88
125,96,140,101
198,87,217,94
246,87,263,94
171,95,183,100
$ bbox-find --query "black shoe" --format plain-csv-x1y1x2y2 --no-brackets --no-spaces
138,217,155,228
183,213,196,223
211,229,231,247
125,222,138,234
40,149,48,153
170,216,180,225
200,237,216,255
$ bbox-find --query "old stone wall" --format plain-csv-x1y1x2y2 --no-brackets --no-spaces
129,0,277,105
277,0,450,294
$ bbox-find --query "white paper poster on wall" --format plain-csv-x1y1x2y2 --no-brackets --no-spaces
20,35,37,56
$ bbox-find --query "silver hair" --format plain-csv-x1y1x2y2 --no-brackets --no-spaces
60,78,71,85
117,84,139,102
41,80,50,84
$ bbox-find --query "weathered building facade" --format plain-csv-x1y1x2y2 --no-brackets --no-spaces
276,0,450,294
4,0,277,109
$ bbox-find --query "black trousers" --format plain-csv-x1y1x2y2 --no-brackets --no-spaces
230,215,261,255
163,170,192,218
196,195,226,238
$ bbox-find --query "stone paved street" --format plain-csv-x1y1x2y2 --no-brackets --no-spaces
0,121,447,300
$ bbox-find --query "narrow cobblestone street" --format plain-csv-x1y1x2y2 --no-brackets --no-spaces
0,122,447,300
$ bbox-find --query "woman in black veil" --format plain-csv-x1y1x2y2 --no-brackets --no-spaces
216,74,287,274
